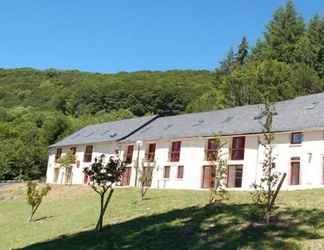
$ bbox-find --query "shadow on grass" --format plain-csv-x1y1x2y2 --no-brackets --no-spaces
33,216,55,222
20,204,324,250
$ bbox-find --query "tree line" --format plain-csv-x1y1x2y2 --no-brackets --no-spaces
0,0,323,180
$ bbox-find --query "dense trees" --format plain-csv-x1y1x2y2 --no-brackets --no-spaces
0,1,323,180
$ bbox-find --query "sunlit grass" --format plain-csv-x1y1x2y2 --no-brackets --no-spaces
1,184,324,250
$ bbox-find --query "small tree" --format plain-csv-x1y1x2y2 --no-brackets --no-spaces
251,101,284,223
26,181,51,222
209,136,229,204
57,149,76,185
138,160,155,201
83,154,126,232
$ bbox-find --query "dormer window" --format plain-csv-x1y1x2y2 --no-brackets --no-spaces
291,132,303,145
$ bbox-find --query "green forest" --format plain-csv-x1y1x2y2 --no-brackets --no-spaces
0,1,323,180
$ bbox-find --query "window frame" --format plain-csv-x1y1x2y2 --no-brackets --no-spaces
290,157,300,185
125,145,134,164
164,166,171,179
177,165,184,179
231,137,245,161
83,145,93,163
227,165,243,188
206,138,218,161
146,143,156,162
55,148,62,163
170,141,181,162
290,132,303,145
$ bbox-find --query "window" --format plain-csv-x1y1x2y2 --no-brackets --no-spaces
231,137,245,160
164,166,170,179
206,139,218,161
146,143,156,162
177,166,184,179
70,147,77,163
55,148,62,163
291,132,303,144
70,147,77,156
170,141,181,162
125,145,134,164
83,145,93,163
290,157,300,185
227,165,243,188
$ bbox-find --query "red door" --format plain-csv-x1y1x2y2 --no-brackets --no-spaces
202,166,216,188
83,174,89,184
121,167,132,186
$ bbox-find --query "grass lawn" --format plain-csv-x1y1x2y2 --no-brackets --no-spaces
1,184,324,250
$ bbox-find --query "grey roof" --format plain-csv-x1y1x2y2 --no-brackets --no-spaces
122,92,324,142
50,115,158,148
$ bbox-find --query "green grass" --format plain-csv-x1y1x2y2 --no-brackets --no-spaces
1,184,324,250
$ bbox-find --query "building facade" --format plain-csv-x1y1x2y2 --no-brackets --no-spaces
46,93,324,190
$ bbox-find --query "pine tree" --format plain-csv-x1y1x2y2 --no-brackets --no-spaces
218,47,235,74
307,15,324,78
236,36,249,66
255,0,305,63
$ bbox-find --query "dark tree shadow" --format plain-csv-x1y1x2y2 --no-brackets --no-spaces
19,204,324,250
34,216,55,222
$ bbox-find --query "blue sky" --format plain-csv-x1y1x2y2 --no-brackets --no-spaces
0,0,323,73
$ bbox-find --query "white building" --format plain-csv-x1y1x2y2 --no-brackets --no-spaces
46,92,324,190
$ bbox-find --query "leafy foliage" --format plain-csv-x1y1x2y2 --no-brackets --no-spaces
57,150,76,168
138,161,155,201
26,181,51,222
209,136,228,204
251,102,284,223
83,155,126,231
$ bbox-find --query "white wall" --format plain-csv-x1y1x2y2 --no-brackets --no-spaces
46,142,119,185
46,130,324,190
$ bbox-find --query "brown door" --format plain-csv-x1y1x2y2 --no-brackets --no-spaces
121,167,132,186
202,165,216,188
291,163,300,185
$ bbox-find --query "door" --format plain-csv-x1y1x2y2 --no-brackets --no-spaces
53,168,59,183
121,167,132,186
227,165,243,188
202,165,216,188
83,173,89,184
291,163,300,185
65,168,73,184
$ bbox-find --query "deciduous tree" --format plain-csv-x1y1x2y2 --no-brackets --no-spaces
26,181,51,222
83,154,126,232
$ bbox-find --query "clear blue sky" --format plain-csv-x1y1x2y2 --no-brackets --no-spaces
0,0,323,73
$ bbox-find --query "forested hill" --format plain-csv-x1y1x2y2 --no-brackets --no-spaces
0,69,216,116
0,0,323,180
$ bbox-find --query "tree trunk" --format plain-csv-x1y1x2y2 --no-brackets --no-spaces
28,203,40,222
95,194,105,231
95,189,114,232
